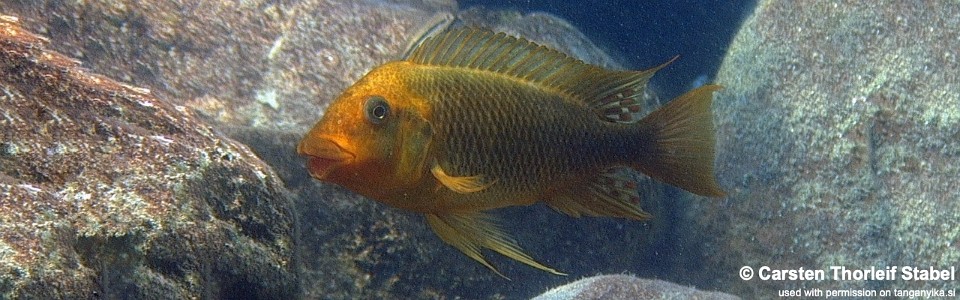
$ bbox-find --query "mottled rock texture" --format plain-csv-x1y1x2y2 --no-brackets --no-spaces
0,0,712,298
0,16,297,299
0,0,453,133
534,275,739,300
672,1,959,298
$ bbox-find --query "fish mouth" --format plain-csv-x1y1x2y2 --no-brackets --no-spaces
297,136,355,179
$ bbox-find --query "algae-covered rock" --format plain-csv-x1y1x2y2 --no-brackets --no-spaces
534,275,739,300
673,1,960,297
0,16,298,298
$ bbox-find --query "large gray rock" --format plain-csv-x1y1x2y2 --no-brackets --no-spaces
534,275,739,300
0,16,297,299
674,1,960,297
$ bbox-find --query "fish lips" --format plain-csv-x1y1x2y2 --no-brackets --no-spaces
297,136,355,179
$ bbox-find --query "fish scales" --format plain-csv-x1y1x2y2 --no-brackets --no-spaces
298,27,725,277
408,67,631,209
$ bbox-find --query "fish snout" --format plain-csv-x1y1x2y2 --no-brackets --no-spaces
297,136,354,179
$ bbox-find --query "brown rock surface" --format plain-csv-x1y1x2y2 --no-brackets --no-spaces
0,16,297,299
0,0,456,133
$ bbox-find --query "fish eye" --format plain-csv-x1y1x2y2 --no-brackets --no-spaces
364,95,390,125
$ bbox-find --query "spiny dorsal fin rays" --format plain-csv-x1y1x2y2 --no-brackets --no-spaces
404,27,672,121
425,213,566,279
399,12,455,59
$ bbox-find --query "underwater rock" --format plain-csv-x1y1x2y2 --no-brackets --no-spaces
676,1,960,298
456,7,624,69
533,275,739,300
0,16,298,298
0,1,686,298
0,0,457,134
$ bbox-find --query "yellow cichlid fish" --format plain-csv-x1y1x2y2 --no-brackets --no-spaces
298,27,725,277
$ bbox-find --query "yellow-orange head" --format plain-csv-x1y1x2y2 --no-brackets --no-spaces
297,61,431,200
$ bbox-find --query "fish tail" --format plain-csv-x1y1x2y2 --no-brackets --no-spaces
632,84,726,197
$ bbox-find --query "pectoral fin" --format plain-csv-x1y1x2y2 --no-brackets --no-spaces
425,213,565,278
431,163,497,194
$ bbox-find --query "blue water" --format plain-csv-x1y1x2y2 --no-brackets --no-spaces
460,0,756,100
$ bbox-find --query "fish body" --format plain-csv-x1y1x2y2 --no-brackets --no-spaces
298,28,725,277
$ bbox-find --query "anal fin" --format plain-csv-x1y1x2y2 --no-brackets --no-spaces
546,168,652,220
425,213,565,278
431,163,497,194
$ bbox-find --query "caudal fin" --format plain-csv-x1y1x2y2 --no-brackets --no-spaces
633,84,725,197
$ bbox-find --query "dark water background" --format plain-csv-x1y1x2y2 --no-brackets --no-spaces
459,0,757,100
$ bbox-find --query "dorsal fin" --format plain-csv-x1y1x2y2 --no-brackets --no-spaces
405,27,673,123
